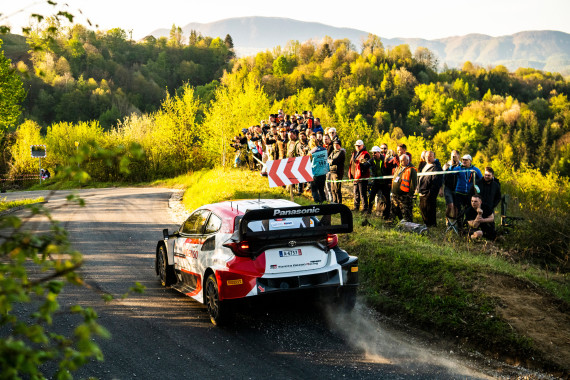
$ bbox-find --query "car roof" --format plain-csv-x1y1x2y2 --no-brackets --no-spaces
198,199,300,233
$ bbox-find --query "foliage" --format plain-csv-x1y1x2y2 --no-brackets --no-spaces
3,21,233,129
201,74,270,166
0,196,44,212
8,120,43,175
0,141,145,379
0,39,26,131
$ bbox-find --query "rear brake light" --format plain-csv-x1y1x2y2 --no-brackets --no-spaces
326,234,338,249
223,241,251,257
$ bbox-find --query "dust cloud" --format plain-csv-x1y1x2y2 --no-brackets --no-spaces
325,301,491,379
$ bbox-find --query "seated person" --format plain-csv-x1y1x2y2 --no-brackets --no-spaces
465,194,496,240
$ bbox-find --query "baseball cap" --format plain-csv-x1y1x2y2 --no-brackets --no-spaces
329,127,337,133
371,146,381,153
355,140,364,146
462,154,472,161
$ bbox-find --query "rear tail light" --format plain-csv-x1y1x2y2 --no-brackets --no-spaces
326,234,338,249
223,241,251,257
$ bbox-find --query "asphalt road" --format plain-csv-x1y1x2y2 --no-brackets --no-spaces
3,188,498,379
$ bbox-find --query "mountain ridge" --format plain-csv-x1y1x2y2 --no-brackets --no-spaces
148,17,570,75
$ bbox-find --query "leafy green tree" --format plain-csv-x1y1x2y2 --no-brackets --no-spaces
0,40,26,131
273,55,292,76
202,74,270,166
168,24,183,48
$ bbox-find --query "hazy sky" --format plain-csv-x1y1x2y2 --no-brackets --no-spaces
3,0,569,40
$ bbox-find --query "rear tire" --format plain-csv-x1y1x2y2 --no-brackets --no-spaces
157,244,176,286
205,274,229,326
339,287,357,311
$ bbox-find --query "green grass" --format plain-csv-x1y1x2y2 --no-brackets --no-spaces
0,197,45,212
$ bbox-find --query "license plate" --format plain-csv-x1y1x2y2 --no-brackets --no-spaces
279,249,302,257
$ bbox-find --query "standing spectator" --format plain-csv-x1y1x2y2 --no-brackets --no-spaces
309,143,329,203
348,140,371,213
390,154,417,222
296,131,310,157
275,127,289,159
328,128,341,147
245,131,261,170
286,130,299,158
323,134,334,201
465,194,496,240
367,146,385,214
328,138,346,204
478,167,501,211
378,143,393,219
454,154,483,225
306,111,314,130
265,124,279,160
313,118,324,134
385,143,412,175
315,130,324,147
418,151,443,227
443,150,461,229
418,150,427,172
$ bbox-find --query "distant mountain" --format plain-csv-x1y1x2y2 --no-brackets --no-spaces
149,17,570,75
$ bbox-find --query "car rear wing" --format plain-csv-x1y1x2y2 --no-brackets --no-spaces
237,203,353,241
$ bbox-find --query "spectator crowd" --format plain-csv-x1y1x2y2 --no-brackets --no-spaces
231,110,502,240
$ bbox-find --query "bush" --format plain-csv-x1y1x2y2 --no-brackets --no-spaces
497,164,570,271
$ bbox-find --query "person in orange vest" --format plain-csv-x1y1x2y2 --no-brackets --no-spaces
390,154,418,222
348,140,371,212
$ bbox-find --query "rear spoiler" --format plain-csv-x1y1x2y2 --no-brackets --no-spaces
237,204,353,241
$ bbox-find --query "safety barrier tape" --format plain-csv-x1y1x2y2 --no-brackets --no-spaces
326,169,477,183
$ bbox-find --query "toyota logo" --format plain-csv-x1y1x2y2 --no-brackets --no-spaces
288,241,297,247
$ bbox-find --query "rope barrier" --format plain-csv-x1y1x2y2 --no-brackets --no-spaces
246,153,480,191
326,169,477,183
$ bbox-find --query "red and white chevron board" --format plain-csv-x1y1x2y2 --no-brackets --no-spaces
266,156,313,187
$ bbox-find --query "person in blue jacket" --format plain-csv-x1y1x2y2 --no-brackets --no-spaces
453,154,482,224
309,144,330,203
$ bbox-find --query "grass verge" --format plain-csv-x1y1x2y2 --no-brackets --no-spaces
0,197,45,212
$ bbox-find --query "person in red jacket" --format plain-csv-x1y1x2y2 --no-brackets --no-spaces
348,140,371,212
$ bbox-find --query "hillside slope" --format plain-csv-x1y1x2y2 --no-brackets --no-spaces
149,17,570,74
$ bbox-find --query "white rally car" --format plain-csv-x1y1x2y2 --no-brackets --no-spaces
155,199,358,325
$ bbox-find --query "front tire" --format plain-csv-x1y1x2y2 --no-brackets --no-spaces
205,274,229,326
157,244,176,286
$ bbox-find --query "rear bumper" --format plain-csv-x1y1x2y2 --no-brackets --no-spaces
218,257,358,300
256,258,358,295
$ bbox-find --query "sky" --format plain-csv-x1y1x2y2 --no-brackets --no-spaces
3,0,570,41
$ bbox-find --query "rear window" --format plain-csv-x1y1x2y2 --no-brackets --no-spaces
247,216,317,232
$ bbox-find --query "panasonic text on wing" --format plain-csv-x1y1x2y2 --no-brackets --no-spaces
273,207,320,216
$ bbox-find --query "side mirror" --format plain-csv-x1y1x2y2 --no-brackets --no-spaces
163,228,169,240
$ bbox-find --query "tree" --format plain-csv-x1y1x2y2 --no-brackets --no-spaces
168,24,183,48
413,46,438,70
202,75,270,166
361,33,384,58
224,34,234,49
0,40,26,131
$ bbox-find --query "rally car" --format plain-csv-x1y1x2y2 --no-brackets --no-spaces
155,199,358,325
